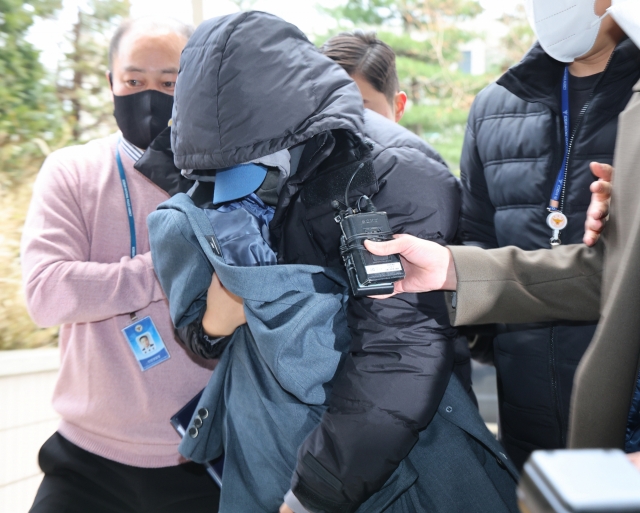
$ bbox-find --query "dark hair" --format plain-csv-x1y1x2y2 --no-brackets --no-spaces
109,17,195,71
320,31,399,105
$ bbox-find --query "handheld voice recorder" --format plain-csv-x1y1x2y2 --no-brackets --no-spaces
333,163,405,297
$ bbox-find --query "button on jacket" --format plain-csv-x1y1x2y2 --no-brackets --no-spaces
459,38,640,468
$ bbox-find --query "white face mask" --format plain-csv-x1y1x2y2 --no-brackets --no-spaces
608,0,640,49
525,0,610,62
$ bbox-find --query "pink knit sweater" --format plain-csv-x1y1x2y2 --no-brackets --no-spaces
21,134,215,468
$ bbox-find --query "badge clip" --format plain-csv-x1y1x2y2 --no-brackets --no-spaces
547,212,568,247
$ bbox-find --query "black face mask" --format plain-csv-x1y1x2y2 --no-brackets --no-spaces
113,89,174,150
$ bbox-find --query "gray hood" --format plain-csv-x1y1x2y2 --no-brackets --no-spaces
171,11,364,170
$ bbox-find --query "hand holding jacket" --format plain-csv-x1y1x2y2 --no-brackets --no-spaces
584,162,613,246
201,273,246,337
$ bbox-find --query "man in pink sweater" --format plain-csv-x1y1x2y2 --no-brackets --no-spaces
21,17,220,513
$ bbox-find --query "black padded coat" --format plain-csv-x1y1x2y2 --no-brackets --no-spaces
459,38,640,469
171,11,466,512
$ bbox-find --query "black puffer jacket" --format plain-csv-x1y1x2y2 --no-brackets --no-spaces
171,11,463,512
460,38,640,469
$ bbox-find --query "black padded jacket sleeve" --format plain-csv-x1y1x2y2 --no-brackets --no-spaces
174,309,232,360
458,99,499,250
455,96,499,365
291,147,460,512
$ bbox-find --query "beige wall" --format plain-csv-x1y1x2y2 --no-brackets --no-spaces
0,349,59,513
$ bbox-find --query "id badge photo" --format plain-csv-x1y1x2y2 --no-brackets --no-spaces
122,316,170,371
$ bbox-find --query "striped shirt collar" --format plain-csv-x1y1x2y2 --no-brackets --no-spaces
119,138,144,163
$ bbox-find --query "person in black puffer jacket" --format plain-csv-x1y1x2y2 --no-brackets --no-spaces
179,30,475,402
167,11,522,513
459,11,640,469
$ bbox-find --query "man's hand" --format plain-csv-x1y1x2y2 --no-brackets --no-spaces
279,504,294,513
201,274,246,336
584,162,613,246
364,235,456,297
629,452,640,472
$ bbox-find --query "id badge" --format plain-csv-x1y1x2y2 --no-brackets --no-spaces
122,316,170,371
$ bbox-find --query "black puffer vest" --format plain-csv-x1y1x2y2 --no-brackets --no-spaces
459,39,640,469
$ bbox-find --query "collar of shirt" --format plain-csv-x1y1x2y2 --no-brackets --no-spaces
120,137,144,163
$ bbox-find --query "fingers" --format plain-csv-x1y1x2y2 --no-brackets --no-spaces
367,292,397,299
586,203,608,221
589,179,612,221
590,162,613,182
583,229,599,247
584,212,606,245
364,234,411,256
584,220,604,235
589,180,612,198
584,214,606,246
584,164,613,247
586,212,605,227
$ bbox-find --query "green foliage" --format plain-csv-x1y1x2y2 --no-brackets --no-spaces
320,1,533,173
393,0,483,65
330,0,482,27
499,4,534,71
0,0,130,350
0,2,61,349
323,0,396,27
400,101,469,133
0,164,58,350
0,0,62,154
327,0,483,65
0,0,129,176
57,0,130,141
321,0,491,173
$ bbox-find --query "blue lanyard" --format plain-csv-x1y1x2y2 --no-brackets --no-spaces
549,67,570,212
116,148,137,258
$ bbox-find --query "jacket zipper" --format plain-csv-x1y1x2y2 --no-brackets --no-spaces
558,99,591,213
559,103,587,212
558,52,615,214
549,327,565,446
